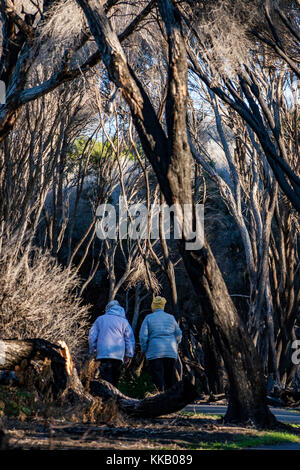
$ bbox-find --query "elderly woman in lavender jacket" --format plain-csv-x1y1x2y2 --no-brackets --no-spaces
88,300,135,387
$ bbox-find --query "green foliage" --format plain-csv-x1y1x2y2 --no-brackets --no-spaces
67,136,139,170
118,370,155,399
68,137,114,167
182,431,300,450
0,386,37,419
180,411,221,419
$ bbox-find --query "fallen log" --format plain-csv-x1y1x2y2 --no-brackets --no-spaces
207,393,226,403
0,338,199,419
0,338,65,370
0,338,92,403
0,338,68,395
88,376,199,418
279,389,300,408
266,395,283,407
0,338,68,393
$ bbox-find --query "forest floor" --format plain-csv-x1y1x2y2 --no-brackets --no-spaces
3,410,300,450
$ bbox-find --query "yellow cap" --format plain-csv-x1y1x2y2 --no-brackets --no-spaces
151,296,167,311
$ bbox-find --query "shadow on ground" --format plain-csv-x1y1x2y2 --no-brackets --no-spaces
2,412,300,450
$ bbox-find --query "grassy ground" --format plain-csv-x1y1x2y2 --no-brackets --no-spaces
2,410,300,450
1,384,300,450
176,412,300,450
181,431,300,450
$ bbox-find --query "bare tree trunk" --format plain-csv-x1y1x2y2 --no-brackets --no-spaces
159,192,179,318
132,281,142,333
180,244,276,425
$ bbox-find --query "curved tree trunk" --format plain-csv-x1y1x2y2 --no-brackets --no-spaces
89,376,199,418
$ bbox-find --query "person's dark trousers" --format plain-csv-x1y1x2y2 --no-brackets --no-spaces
148,358,177,392
98,358,123,387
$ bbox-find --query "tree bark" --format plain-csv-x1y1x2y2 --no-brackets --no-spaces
201,324,224,395
180,245,277,426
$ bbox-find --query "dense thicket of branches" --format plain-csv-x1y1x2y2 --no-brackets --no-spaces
0,0,299,427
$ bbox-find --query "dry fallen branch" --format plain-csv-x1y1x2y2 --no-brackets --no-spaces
88,376,199,419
